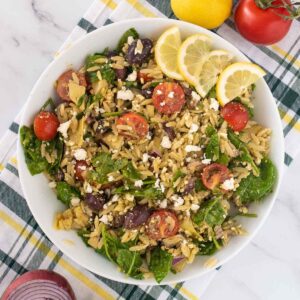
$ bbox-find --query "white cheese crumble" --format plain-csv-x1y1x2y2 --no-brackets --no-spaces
159,199,168,209
171,194,184,207
185,145,201,152
85,183,93,193
142,153,149,163
99,215,109,224
189,123,199,133
191,204,200,211
168,91,175,98
220,178,235,191
73,148,87,161
117,89,134,101
202,158,211,165
191,91,201,102
154,179,160,189
160,101,166,107
161,136,172,149
108,175,114,182
134,180,143,188
71,197,80,206
156,89,163,95
127,36,134,45
57,120,71,139
126,70,137,82
210,98,219,111
111,195,119,203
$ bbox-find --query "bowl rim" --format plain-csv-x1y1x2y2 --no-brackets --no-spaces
17,17,285,285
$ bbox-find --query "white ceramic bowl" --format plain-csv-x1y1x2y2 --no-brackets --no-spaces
17,18,284,285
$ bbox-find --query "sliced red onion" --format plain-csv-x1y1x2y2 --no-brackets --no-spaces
172,256,185,266
162,123,176,141
2,270,75,300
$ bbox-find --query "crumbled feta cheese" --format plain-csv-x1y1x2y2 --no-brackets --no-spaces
171,194,184,207
210,98,219,111
146,132,152,140
111,195,119,202
220,178,235,191
161,136,172,149
85,183,93,193
189,123,199,133
48,182,56,188
134,180,143,188
191,91,201,102
160,101,166,106
126,70,137,82
191,204,200,211
202,158,211,165
117,89,134,101
134,39,143,55
127,36,134,45
108,175,114,182
99,108,105,113
154,179,160,189
57,120,71,139
156,89,163,95
185,145,201,152
168,91,175,98
71,197,80,206
73,148,87,161
99,215,109,224
160,182,165,193
160,199,168,209
142,153,149,163
185,157,192,162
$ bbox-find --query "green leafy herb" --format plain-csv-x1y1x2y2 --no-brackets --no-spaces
125,81,139,88
197,240,219,256
117,28,139,52
56,182,80,205
173,169,185,183
207,86,216,98
113,184,164,200
149,247,173,283
101,111,123,118
85,54,106,69
116,249,143,278
77,229,90,246
76,95,86,107
100,64,116,84
40,98,55,111
192,197,226,226
195,178,206,192
236,213,258,218
216,153,230,166
205,125,217,137
76,111,85,120
228,129,260,176
205,133,220,161
122,161,141,181
235,158,276,204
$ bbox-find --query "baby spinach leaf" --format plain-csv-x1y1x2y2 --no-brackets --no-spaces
20,126,49,175
235,158,276,204
205,133,220,161
149,247,172,283
122,162,141,181
116,249,143,278
205,125,217,137
77,229,90,247
195,178,207,192
113,184,164,200
117,28,139,52
197,240,222,256
47,136,64,175
192,197,226,226
228,129,260,176
172,169,185,183
216,153,230,166
100,64,116,85
56,182,80,206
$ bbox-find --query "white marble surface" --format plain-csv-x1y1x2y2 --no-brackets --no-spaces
0,1,299,299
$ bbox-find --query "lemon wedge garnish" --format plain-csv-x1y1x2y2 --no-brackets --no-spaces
155,26,183,80
216,62,266,106
177,34,211,85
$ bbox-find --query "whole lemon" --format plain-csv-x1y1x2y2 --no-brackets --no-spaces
171,0,233,29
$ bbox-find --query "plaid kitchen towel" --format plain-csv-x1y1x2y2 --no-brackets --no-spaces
0,0,299,299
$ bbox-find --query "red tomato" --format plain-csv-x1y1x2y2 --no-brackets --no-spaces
75,160,88,181
138,71,152,83
234,0,292,45
116,112,149,139
221,102,249,132
152,82,186,114
202,163,231,190
146,210,179,240
56,70,87,101
33,111,59,141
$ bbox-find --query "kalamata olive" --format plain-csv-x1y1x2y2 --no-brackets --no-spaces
141,87,154,99
112,214,125,228
148,150,162,158
85,193,106,212
181,85,193,98
124,205,151,229
107,50,118,58
162,123,176,141
183,177,196,195
53,168,64,182
115,68,127,81
125,39,153,66
75,160,88,181
100,180,123,190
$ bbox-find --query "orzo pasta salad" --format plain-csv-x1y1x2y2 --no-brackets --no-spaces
20,27,277,283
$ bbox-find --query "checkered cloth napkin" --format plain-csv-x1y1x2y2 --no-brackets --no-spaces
0,0,299,299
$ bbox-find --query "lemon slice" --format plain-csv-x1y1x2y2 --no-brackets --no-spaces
177,34,211,85
155,27,183,80
194,50,233,97
216,62,266,106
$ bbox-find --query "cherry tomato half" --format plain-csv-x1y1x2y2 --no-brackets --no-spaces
201,163,231,190
75,160,88,181
33,111,59,141
221,102,249,132
146,209,179,240
56,70,87,101
234,0,292,45
152,82,186,114
138,71,152,83
116,112,149,139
